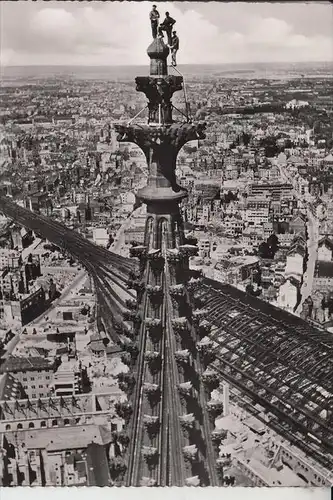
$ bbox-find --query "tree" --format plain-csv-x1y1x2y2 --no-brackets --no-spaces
120,352,132,367
258,241,274,259
117,372,136,395
242,132,251,147
252,268,261,285
267,234,279,253
245,284,262,297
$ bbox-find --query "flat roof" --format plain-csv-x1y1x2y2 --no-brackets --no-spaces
0,355,54,374
3,424,112,452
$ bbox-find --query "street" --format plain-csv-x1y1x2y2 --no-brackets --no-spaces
110,206,145,255
276,160,319,314
296,209,319,314
30,268,88,326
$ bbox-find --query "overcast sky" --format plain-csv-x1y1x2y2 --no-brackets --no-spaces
1,2,332,66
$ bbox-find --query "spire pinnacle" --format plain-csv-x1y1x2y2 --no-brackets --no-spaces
147,37,169,77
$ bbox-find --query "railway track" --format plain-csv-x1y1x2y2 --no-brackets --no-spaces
0,197,136,344
0,198,135,273
2,197,331,478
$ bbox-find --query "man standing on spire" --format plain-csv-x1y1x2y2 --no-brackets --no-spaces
169,31,179,67
149,5,160,39
158,12,176,46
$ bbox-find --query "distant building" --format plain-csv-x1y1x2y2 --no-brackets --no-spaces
193,180,220,202
277,276,301,312
26,192,49,214
0,356,55,400
124,226,145,245
192,232,211,258
285,99,309,110
244,198,270,227
51,362,81,397
92,228,109,247
223,215,244,236
0,373,26,401
0,250,20,272
11,228,23,251
285,236,306,279
242,230,264,248
16,286,46,325
323,153,333,168
0,425,113,486
314,261,333,292
88,333,106,357
289,214,307,236
249,183,293,202
317,236,333,262
0,389,125,485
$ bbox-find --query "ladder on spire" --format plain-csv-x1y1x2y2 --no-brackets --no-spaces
127,105,148,126
168,65,192,122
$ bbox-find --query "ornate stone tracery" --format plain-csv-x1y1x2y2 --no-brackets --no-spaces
115,121,206,202
135,76,183,124
116,30,221,488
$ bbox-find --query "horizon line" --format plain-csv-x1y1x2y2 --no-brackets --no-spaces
1,60,333,69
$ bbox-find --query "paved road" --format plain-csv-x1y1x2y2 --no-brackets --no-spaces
30,268,88,326
110,206,145,255
110,215,132,255
21,237,42,259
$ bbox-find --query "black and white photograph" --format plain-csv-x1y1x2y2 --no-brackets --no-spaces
0,0,332,491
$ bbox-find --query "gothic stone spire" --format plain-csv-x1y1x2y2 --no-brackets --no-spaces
113,37,221,488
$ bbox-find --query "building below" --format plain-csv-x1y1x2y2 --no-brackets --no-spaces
1,425,113,486
92,228,109,247
51,361,81,397
0,355,55,400
248,182,293,201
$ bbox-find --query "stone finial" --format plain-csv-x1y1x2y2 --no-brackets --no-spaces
147,37,169,76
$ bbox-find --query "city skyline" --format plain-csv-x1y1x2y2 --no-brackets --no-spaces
1,1,333,66
0,0,333,490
